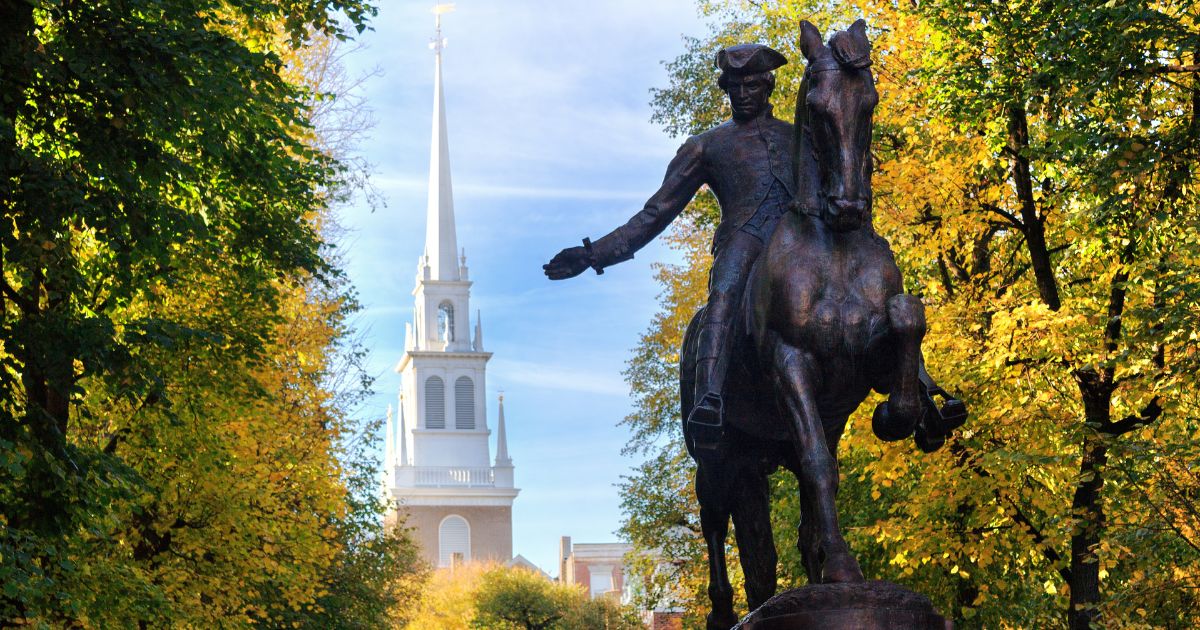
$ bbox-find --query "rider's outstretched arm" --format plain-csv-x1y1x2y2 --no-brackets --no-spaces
544,136,707,280
588,135,707,272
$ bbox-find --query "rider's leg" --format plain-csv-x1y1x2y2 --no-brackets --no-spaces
689,231,763,448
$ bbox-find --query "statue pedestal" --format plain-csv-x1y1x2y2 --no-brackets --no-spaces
734,581,951,630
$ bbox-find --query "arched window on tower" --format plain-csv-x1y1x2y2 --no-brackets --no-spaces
455,376,475,430
437,301,455,343
438,515,470,567
425,376,445,429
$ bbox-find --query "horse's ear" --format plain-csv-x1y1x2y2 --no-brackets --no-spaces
800,20,823,62
849,19,869,43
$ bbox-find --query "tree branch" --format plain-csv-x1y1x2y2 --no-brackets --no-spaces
980,202,1024,231
1007,103,1062,310
952,442,1070,583
1102,397,1162,436
1139,63,1200,75
0,275,36,313
1007,499,1072,584
102,389,162,454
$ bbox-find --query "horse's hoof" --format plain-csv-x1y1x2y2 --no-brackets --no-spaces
914,421,945,453
872,400,916,442
707,610,739,630
821,551,865,583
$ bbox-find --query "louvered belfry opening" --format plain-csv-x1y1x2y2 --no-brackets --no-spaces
425,376,445,429
437,301,455,342
455,376,475,429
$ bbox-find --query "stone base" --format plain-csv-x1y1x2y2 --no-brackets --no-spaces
733,581,951,630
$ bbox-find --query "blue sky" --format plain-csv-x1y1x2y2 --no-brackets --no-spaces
338,1,710,574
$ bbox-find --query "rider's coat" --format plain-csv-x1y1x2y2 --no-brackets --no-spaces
590,106,794,266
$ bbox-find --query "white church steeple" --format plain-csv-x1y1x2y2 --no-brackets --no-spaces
424,6,461,282
385,4,517,570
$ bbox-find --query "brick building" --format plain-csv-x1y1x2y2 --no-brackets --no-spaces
559,537,631,600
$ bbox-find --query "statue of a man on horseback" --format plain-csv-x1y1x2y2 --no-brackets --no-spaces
546,18,967,630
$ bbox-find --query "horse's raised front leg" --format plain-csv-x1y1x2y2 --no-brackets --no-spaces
872,293,927,441
730,461,777,610
769,338,863,583
696,461,738,630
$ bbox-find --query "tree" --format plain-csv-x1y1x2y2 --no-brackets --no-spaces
405,564,642,630
620,1,1200,628
404,562,490,629
473,567,574,630
0,0,401,625
562,595,645,630
473,566,643,630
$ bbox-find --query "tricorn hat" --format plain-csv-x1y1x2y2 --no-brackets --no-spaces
715,44,788,75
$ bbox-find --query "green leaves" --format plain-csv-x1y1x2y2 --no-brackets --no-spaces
0,0,405,626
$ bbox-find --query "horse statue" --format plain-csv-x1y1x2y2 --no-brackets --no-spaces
679,19,967,629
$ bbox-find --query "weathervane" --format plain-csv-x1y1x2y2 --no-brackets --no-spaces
430,3,455,53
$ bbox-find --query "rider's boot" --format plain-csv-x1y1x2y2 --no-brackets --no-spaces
689,323,728,450
689,390,724,450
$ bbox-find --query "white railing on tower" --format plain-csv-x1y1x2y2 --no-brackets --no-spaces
413,466,495,487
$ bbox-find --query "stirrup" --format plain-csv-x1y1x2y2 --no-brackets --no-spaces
688,393,724,450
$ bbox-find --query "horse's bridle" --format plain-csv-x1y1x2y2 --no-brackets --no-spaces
805,58,844,74
792,55,872,218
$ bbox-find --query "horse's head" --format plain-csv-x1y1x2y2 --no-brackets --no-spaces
797,19,878,233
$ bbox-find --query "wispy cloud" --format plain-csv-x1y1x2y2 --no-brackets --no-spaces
357,303,414,319
490,358,629,396
374,175,648,201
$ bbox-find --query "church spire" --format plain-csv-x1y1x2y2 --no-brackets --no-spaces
495,392,512,466
473,309,484,351
424,4,460,281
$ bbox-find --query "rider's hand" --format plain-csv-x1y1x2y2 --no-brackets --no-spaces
543,246,592,280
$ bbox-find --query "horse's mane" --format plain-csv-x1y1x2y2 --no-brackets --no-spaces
792,75,821,216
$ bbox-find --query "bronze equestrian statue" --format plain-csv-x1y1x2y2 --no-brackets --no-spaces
545,18,965,630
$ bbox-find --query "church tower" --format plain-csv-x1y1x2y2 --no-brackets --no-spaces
385,5,518,568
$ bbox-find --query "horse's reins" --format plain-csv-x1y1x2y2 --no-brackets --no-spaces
792,69,819,218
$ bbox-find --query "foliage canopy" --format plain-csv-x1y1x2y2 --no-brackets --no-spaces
0,0,426,626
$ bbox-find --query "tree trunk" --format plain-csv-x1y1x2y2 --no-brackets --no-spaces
1,2,73,449
1006,104,1061,311
953,499,980,616
1066,242,1135,628
1068,379,1111,630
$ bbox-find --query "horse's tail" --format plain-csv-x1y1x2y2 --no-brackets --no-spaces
679,307,705,455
